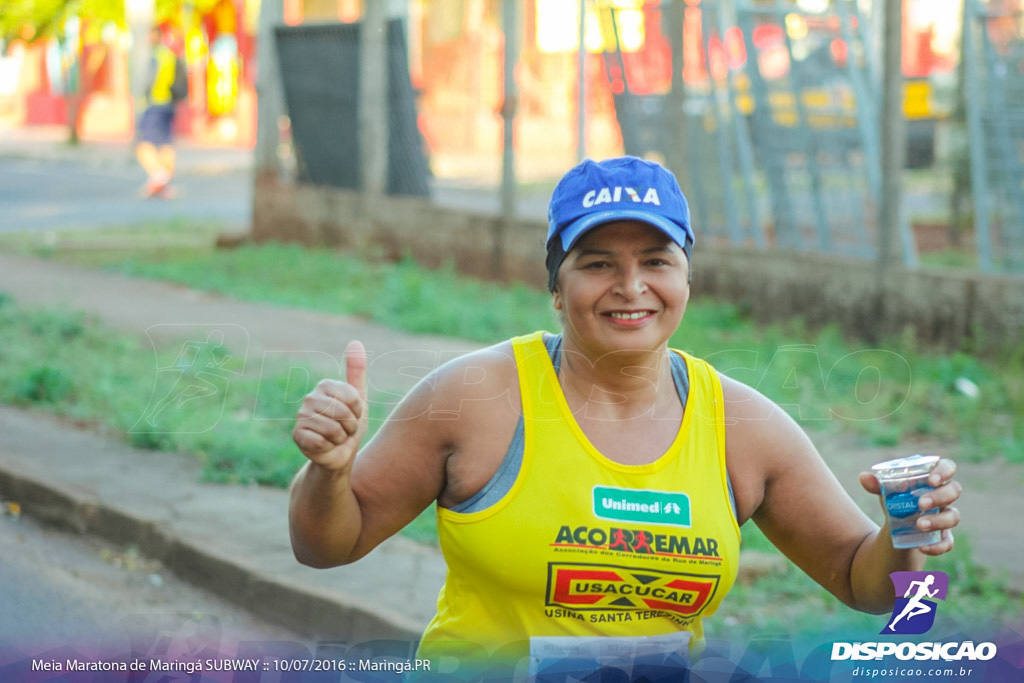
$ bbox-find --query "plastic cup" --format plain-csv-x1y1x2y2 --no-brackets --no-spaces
871,454,942,549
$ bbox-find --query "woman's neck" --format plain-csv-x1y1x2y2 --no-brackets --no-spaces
557,334,675,421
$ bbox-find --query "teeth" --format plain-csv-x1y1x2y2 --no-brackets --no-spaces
609,311,650,320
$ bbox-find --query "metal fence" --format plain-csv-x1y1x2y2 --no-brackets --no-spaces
607,0,896,261
732,0,880,259
274,20,430,196
271,1,1024,274
597,0,1023,273
964,0,1024,272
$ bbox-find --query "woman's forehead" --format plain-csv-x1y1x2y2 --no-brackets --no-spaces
573,221,678,250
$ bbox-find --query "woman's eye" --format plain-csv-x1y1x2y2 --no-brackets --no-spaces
584,261,609,269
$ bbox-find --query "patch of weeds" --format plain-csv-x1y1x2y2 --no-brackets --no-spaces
85,240,1023,465
198,429,303,488
740,521,775,554
126,429,178,452
928,535,1024,628
401,505,440,546
14,366,74,405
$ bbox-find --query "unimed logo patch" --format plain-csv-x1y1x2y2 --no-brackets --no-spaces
883,571,949,635
546,562,719,617
592,486,691,528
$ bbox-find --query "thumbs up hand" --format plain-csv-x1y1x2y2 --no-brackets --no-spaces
292,341,369,472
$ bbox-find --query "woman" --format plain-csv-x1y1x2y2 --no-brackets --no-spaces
289,156,962,677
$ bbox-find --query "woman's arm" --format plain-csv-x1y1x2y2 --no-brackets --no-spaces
288,341,517,567
721,374,962,613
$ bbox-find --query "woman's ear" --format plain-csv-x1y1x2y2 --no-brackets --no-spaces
551,287,562,311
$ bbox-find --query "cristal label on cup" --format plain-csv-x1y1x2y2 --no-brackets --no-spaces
871,455,942,549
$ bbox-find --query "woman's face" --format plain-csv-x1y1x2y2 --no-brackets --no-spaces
552,220,690,355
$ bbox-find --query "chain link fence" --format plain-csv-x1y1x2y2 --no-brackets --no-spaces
590,0,901,260
589,0,1021,273
270,0,1023,274
964,0,1024,272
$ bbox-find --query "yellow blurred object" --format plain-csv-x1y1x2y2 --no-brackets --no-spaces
903,79,933,120
733,77,940,128
207,52,239,116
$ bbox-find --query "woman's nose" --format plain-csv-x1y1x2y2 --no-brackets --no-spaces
614,265,647,298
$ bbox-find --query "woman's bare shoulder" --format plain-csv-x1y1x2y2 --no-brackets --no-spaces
427,340,520,403
422,340,526,508
384,340,525,436
718,371,821,523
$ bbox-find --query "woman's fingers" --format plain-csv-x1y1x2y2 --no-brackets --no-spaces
917,529,956,556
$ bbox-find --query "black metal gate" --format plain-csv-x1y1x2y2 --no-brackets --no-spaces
274,20,430,197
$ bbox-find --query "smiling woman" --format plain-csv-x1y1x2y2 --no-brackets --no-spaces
552,221,691,358
287,156,964,679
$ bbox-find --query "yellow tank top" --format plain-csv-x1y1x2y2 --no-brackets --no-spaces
148,45,177,106
417,331,740,673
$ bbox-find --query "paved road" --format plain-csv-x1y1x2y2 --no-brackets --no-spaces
0,508,307,655
0,126,558,239
0,154,555,238
0,155,252,234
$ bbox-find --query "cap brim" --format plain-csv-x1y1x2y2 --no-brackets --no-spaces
556,209,694,252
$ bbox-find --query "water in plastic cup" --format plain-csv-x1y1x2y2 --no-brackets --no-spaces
871,454,942,549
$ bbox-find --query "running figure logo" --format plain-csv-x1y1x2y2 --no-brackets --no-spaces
131,324,249,435
883,571,949,635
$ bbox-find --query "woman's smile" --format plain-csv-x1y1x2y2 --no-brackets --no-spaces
603,309,658,327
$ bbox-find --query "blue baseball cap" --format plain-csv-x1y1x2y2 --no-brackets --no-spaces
545,156,694,290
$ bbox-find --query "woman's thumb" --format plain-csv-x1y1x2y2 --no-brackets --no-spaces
345,340,368,401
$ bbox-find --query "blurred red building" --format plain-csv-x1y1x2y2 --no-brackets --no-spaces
0,0,258,147
0,0,971,167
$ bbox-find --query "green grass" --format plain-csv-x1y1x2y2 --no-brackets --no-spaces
109,243,557,343
5,224,1022,462
1,299,1017,636
0,241,1021,635
917,248,979,270
49,240,1015,465
0,299,307,488
0,292,445,543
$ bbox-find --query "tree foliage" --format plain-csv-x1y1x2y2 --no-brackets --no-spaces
1,0,75,43
1,0,182,45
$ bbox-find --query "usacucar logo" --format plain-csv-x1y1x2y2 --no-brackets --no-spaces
546,562,719,617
